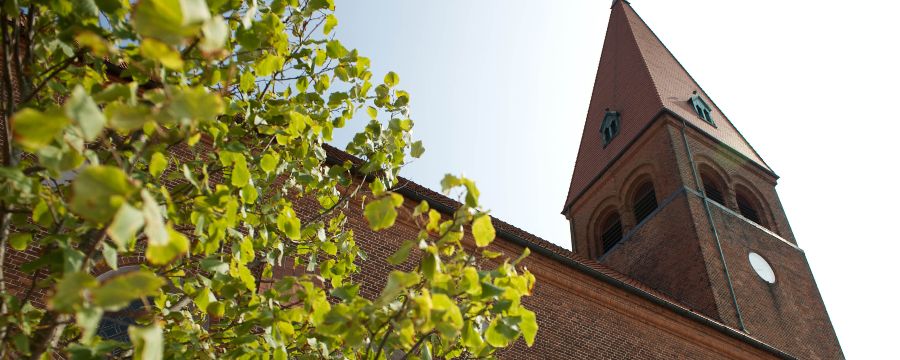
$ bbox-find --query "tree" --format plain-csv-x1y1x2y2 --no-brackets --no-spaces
0,0,536,358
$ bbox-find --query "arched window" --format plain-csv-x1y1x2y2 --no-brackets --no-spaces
735,186,763,225
632,182,658,224
598,212,623,253
700,173,725,205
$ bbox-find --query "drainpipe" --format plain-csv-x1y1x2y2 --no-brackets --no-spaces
678,118,747,332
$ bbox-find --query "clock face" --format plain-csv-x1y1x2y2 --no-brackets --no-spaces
748,252,776,284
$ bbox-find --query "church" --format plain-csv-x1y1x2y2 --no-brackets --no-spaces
347,0,843,358
0,0,843,358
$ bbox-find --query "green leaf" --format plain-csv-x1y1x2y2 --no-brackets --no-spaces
260,153,279,173
376,271,420,305
149,152,168,178
384,71,399,87
472,214,495,247
142,190,168,246
200,257,229,274
519,308,538,346
129,324,164,360
387,240,414,265
50,272,97,313
308,0,334,11
239,71,255,92
363,195,399,231
133,0,194,45
70,166,137,223
323,14,337,34
255,54,285,77
231,153,250,187
65,85,106,141
325,40,347,59
93,270,164,310
411,140,425,158
11,108,70,152
106,102,151,131
422,250,440,282
106,202,145,250
462,321,485,351
167,87,224,125
147,224,189,265
75,307,103,344
9,233,31,251
238,237,255,264
140,39,184,70
95,83,137,104
369,177,386,197
241,183,258,204
431,293,463,336
102,242,118,270
484,318,516,348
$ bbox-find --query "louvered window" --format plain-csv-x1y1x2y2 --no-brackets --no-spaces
701,176,725,205
633,183,658,224
737,194,761,224
600,214,623,253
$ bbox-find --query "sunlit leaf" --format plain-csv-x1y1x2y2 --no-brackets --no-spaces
472,214,496,247
364,195,399,231
384,71,399,87
140,39,184,70
149,152,168,178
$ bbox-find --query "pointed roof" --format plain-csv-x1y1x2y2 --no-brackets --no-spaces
563,0,773,213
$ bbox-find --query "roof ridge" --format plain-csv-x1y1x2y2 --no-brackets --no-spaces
621,1,775,173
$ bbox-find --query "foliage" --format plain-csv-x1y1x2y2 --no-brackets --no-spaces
0,0,536,358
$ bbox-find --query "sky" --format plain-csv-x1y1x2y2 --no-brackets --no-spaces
331,1,900,358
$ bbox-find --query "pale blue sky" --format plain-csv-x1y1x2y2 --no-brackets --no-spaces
332,1,900,358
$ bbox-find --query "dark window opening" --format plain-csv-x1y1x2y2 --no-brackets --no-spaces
633,182,658,224
600,213,623,253
701,175,725,205
689,94,715,125
600,110,621,145
736,194,761,224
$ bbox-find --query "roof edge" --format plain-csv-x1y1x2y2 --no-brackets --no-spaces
322,144,794,360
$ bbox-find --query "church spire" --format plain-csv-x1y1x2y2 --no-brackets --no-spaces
564,1,772,214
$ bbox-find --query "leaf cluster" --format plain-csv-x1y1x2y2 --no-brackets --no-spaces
0,0,536,358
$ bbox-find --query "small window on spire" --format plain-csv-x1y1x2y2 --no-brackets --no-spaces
600,110,620,146
689,93,715,125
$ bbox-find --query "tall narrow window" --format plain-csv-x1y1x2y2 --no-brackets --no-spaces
599,213,623,253
701,174,725,205
689,93,715,125
633,182,658,224
600,110,620,146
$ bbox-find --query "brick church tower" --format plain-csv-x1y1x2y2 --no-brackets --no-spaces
563,1,843,358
